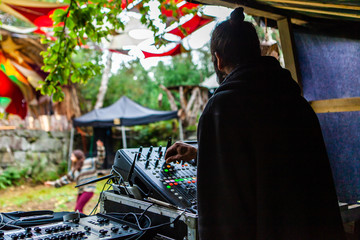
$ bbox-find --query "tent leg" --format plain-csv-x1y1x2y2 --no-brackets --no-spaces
68,127,75,171
122,126,127,148
178,119,184,141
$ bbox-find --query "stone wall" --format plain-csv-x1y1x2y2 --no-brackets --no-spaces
0,130,70,170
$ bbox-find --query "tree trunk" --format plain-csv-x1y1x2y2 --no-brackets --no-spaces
94,51,113,109
159,84,178,111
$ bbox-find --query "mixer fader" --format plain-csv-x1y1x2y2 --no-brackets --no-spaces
113,144,198,210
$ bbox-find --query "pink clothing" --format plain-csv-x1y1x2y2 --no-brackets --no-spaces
75,191,94,213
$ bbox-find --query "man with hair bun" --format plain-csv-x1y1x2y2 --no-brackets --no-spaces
165,7,345,239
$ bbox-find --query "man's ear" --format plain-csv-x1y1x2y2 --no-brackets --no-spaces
215,52,224,71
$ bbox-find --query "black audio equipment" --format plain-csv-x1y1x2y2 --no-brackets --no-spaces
113,144,198,210
0,214,140,240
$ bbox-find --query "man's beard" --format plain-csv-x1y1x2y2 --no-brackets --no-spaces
213,60,226,85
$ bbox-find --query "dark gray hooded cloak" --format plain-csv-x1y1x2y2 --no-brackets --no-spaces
197,56,345,240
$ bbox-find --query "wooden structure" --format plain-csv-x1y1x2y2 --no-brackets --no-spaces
0,29,81,130
160,84,208,126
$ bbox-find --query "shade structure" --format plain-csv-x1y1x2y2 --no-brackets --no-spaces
200,73,219,89
73,96,178,127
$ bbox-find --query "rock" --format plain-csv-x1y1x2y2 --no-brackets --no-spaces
0,136,30,152
13,151,27,164
0,129,70,169
31,138,63,152
1,151,15,165
49,131,69,139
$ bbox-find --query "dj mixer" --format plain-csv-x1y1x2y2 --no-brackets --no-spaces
113,143,198,210
0,214,140,240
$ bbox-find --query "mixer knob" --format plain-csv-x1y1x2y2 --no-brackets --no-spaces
25,227,32,232
34,227,42,233
18,233,25,239
122,225,129,230
10,234,18,240
146,146,153,159
25,232,33,238
0,231,4,237
111,227,119,232
58,235,66,240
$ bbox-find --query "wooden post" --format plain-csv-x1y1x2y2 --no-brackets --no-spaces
277,17,302,92
68,127,74,171
121,126,127,148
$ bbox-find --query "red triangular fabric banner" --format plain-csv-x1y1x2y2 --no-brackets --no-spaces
7,4,67,25
142,43,183,58
0,70,27,119
168,14,213,39
4,3,68,35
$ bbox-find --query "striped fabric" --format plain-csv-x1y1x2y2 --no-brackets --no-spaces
54,145,105,193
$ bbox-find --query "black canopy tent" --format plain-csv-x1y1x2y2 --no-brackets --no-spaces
71,96,179,168
73,96,178,128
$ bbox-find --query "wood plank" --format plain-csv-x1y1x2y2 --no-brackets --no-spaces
0,126,16,130
309,97,360,113
277,18,302,88
258,0,360,11
276,5,360,19
192,0,307,25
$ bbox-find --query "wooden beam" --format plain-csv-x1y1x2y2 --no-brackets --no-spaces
193,0,307,25
258,0,360,11
276,5,360,19
277,17,302,89
309,97,360,113
0,126,16,130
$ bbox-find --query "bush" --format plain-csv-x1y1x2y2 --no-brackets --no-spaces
0,159,68,189
0,167,27,189
131,120,179,148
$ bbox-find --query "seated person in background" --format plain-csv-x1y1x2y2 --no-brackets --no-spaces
165,7,345,240
45,140,105,213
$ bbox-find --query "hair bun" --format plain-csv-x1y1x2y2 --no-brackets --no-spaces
230,7,245,24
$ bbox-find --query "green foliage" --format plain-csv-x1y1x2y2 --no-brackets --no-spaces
103,59,168,110
0,158,68,190
152,52,205,87
40,0,200,102
77,49,213,113
25,154,67,184
0,167,27,190
74,49,104,112
131,120,179,147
